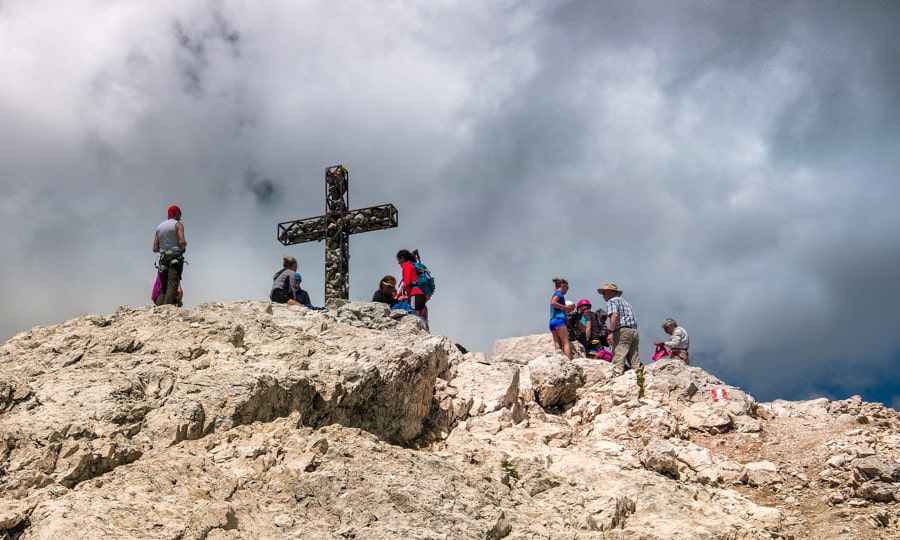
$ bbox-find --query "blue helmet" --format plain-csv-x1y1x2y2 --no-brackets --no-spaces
294,272,302,283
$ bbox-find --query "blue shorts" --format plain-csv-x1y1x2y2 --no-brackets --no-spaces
549,318,567,331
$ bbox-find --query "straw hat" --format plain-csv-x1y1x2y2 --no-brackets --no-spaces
597,283,622,294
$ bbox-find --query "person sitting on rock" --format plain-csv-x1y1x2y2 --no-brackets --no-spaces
372,275,398,308
655,317,690,364
290,272,325,310
292,272,310,305
270,255,302,305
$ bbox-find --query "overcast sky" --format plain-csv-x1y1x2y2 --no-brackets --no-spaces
2,1,899,408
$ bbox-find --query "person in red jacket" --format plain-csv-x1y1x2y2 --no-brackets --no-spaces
396,249,427,319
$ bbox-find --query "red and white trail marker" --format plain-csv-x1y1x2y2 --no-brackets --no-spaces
711,388,729,402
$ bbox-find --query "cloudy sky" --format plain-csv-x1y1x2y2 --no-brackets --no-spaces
2,1,899,408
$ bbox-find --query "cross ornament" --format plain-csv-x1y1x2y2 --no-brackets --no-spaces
277,165,398,302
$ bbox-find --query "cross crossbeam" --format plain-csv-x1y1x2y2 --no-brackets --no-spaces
277,165,398,302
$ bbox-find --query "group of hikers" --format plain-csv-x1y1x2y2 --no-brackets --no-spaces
549,277,690,377
265,249,432,322
151,205,433,324
368,251,431,322
152,206,687,369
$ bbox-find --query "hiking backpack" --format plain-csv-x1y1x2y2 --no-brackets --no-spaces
412,249,436,297
589,311,606,341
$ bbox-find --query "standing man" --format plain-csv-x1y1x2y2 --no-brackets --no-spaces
598,283,640,376
153,205,187,307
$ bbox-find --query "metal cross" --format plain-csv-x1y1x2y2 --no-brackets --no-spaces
277,165,398,302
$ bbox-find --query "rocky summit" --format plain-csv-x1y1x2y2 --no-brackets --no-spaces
1,301,899,539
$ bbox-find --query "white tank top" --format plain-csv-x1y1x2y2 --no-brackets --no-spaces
156,219,180,251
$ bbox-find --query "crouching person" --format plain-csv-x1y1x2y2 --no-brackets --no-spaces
655,317,690,364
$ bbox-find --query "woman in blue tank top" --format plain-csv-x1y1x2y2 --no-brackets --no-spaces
549,277,573,359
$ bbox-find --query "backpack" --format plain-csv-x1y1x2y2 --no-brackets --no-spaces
151,274,162,302
588,311,606,341
411,250,436,297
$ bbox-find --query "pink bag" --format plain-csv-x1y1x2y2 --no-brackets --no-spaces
594,349,612,362
652,344,670,362
151,275,162,302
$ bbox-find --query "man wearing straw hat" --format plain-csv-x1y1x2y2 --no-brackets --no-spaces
598,283,640,376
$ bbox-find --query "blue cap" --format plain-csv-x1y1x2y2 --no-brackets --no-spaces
294,272,302,283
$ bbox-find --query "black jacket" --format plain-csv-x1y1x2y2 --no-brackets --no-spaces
372,290,398,308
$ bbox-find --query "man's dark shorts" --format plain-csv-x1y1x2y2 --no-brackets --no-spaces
410,294,426,311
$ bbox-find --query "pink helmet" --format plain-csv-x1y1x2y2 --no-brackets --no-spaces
576,299,591,309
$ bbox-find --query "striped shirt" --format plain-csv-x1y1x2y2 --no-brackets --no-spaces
606,296,637,328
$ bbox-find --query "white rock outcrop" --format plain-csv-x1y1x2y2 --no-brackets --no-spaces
528,354,584,408
2,301,899,539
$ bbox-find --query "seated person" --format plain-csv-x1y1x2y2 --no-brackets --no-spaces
655,317,690,364
372,275,399,308
270,256,301,305
293,272,312,306
293,272,325,310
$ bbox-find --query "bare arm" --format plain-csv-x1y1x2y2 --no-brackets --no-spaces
176,222,187,252
608,313,619,332
152,232,160,253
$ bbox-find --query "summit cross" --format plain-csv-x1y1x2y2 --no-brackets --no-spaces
276,165,398,302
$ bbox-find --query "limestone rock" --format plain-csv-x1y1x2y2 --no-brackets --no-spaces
741,460,783,487
641,437,681,478
0,301,450,499
853,456,900,503
452,360,521,418
491,333,584,364
528,354,584,408
854,456,900,482
1,302,899,539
